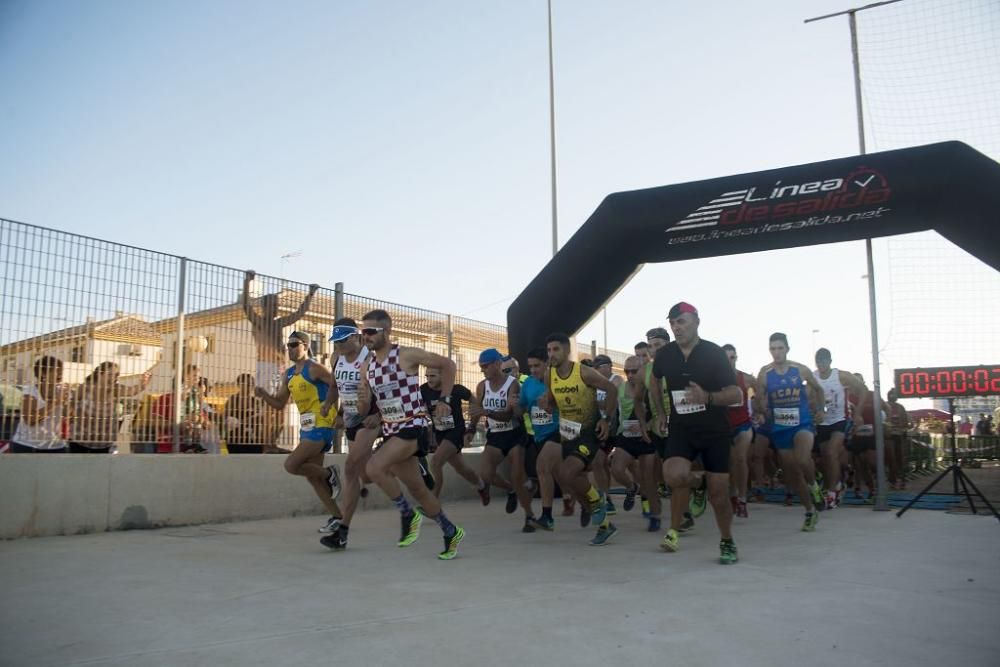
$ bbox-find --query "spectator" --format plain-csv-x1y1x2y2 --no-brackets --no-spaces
151,363,208,453
10,356,68,453
974,413,991,436
69,362,151,453
958,416,973,436
224,373,266,453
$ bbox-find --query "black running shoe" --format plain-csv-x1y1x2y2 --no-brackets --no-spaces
624,483,638,512
320,527,347,550
579,502,591,527
505,491,518,514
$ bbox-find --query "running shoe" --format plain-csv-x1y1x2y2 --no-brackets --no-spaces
678,511,695,533
736,498,749,519
505,491,518,514
689,476,707,518
316,516,340,535
579,503,591,527
398,509,424,547
589,497,607,526
801,511,818,532
478,484,491,506
438,526,465,560
417,456,435,490
317,516,342,534
532,515,555,531
824,490,838,511
325,464,342,500
605,496,617,516
589,523,618,546
624,484,638,512
660,528,679,552
641,498,651,518
522,517,536,533
320,527,347,550
719,538,738,565
808,481,824,511
647,516,661,533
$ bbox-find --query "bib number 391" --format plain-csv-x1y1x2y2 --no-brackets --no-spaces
560,418,582,440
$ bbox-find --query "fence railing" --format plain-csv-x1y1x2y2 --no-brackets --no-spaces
0,218,614,454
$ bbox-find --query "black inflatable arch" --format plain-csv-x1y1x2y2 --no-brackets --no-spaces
507,141,1000,362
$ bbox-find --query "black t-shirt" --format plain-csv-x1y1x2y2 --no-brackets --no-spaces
652,339,735,435
420,383,472,433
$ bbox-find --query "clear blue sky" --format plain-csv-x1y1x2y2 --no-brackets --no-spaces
1,0,998,392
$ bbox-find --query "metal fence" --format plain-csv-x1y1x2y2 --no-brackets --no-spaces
0,218,611,454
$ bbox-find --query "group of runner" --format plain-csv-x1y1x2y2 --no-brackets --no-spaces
259,302,900,564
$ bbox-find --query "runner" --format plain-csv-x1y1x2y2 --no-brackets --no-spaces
645,328,675,511
541,333,620,545
518,347,562,530
609,355,662,531
649,303,740,564
255,331,343,541
593,354,623,517
754,333,826,531
848,380,881,502
634,341,651,366
503,355,538,502
356,309,465,560
721,344,756,518
420,368,489,502
886,388,912,490
813,348,868,509
469,348,537,532
318,319,379,549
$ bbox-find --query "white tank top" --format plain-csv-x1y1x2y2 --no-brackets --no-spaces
816,368,846,426
12,384,66,450
335,346,368,426
484,375,515,433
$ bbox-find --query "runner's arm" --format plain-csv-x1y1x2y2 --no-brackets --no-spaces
241,271,263,328
581,364,618,430
798,365,826,417
255,382,290,410
401,347,456,398
753,367,770,418
468,381,486,431
275,284,319,328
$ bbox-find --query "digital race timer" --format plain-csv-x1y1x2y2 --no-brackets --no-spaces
894,365,1000,398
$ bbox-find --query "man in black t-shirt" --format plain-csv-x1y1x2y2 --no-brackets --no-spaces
649,302,741,565
421,368,489,503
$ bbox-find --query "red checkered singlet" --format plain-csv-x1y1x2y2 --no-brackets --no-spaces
367,344,427,436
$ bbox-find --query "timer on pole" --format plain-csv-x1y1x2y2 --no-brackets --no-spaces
895,364,1000,522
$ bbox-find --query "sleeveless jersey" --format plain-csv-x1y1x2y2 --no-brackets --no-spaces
550,362,597,441
483,375,515,433
617,383,649,438
334,346,369,428
367,344,427,436
726,372,751,429
596,374,622,418
765,365,812,433
815,368,847,425
286,362,337,433
644,363,671,437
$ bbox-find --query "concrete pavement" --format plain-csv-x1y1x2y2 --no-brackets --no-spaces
1,501,998,666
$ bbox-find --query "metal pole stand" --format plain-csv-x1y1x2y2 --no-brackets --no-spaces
896,397,1000,522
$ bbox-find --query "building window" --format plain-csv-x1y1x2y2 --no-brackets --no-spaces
70,345,85,363
205,335,216,354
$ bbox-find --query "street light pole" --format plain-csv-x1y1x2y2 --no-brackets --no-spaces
547,0,559,258
805,0,903,512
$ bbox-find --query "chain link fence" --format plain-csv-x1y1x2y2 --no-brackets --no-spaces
0,218,618,454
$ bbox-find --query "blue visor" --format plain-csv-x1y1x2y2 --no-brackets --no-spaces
329,325,359,342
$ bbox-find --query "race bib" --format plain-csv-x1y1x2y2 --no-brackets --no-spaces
728,388,745,408
530,406,553,426
433,414,456,431
671,390,706,415
300,412,316,431
341,394,359,417
377,396,406,422
622,419,642,438
560,418,582,440
487,416,514,433
774,407,800,427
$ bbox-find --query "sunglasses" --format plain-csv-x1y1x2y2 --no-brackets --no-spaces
624,368,639,375
501,368,513,374
361,327,384,335
286,342,303,349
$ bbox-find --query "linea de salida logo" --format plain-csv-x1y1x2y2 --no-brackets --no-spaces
666,167,890,233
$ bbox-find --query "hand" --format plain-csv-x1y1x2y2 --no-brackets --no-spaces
685,381,708,405
464,431,474,447
641,430,652,444
814,409,826,424
320,403,332,418
537,393,553,412
469,404,485,420
334,413,344,429
254,386,267,399
595,418,609,440
363,414,381,430
433,402,453,420
245,270,256,281
308,283,320,295
141,371,152,387
657,414,668,435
